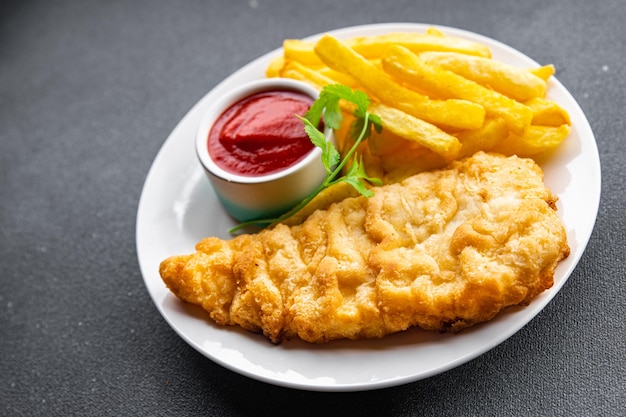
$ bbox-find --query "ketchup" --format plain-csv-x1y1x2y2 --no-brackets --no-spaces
208,90,316,176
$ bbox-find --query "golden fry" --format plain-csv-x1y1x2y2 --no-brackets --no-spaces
283,39,324,66
368,129,428,158
367,124,445,182
278,60,333,90
455,118,509,158
492,124,571,157
317,67,358,87
419,51,548,101
266,56,285,78
529,64,555,81
525,97,571,126
282,28,491,69
369,102,461,160
382,45,532,134
425,26,445,36
347,31,492,59
314,34,486,130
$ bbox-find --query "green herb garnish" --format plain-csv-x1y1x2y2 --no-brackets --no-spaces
229,84,383,234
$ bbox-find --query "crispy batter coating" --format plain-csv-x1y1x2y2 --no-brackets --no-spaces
159,152,569,343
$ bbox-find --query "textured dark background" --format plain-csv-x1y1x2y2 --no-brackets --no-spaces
1,0,624,415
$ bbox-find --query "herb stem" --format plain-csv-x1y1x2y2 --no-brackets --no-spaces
328,113,371,182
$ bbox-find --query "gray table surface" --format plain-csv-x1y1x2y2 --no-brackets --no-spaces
2,0,624,415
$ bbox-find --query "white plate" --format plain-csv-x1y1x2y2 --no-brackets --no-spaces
136,23,600,391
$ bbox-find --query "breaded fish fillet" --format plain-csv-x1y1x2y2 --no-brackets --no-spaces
159,152,569,344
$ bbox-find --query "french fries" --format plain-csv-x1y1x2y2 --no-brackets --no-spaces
346,32,492,59
281,30,491,68
283,39,325,67
267,27,571,183
529,64,555,81
314,34,486,130
369,102,462,160
278,54,463,160
455,118,509,158
381,45,532,134
525,97,571,126
417,51,548,102
492,124,571,157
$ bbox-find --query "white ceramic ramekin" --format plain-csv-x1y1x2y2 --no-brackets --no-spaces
195,78,333,222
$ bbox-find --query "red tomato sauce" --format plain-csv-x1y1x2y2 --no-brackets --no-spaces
208,90,316,176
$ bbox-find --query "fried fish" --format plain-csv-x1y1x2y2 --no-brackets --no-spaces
159,152,569,343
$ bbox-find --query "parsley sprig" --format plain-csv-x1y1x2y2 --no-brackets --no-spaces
229,84,383,234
